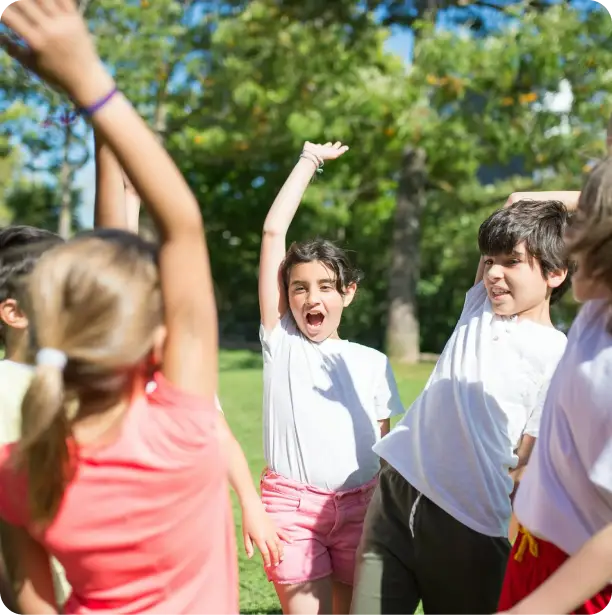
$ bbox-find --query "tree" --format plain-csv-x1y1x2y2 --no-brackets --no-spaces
0,0,213,237
4,182,82,233
403,3,612,349
167,0,415,345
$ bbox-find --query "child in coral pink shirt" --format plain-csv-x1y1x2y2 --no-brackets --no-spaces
0,3,237,612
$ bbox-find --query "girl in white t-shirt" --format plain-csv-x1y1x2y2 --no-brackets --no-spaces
498,159,612,614
258,141,404,615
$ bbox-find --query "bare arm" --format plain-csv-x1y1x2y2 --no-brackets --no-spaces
505,523,612,614
378,419,391,468
2,526,58,614
93,129,127,229
96,101,214,398
93,129,142,232
378,419,390,439
217,414,289,567
505,191,581,212
259,141,348,332
218,414,261,510
509,434,536,499
2,1,215,398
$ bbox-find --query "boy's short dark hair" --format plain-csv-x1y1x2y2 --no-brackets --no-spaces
0,225,64,304
478,200,571,304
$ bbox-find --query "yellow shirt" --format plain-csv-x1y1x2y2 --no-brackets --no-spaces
0,360,70,604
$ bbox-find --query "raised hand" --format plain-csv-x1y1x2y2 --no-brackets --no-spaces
0,0,114,107
303,141,349,164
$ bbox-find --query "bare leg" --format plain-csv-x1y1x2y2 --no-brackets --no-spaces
332,580,353,615
275,577,333,615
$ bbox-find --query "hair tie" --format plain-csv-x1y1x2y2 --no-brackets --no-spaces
36,348,68,370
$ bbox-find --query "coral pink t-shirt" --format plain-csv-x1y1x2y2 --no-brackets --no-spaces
0,372,238,614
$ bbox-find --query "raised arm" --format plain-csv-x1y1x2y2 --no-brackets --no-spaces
259,141,348,332
1,0,216,399
93,129,141,232
504,191,580,212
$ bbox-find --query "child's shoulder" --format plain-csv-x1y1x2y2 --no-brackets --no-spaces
519,323,567,373
342,340,390,368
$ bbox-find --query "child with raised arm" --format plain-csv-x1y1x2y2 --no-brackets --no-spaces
94,132,288,568
351,193,578,615
0,2,237,613
497,165,612,615
258,141,404,615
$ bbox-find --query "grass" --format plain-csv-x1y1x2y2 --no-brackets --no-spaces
219,350,432,614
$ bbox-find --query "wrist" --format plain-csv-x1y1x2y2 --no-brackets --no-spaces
299,151,323,175
239,492,263,510
69,66,116,111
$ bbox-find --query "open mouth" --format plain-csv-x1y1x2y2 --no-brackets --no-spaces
490,287,510,300
306,312,325,329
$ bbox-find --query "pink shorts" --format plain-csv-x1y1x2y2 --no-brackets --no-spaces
260,469,376,586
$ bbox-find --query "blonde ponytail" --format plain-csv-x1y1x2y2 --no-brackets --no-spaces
15,234,162,524
19,365,74,524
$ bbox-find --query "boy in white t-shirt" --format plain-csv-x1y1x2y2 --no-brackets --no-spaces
351,193,578,615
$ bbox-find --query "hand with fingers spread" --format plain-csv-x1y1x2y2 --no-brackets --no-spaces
1,0,114,107
301,141,349,169
242,498,292,569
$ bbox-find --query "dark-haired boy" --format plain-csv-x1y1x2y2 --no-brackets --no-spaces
351,193,579,615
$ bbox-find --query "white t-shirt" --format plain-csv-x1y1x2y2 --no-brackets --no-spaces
375,282,567,537
0,360,33,446
516,300,612,556
260,313,404,491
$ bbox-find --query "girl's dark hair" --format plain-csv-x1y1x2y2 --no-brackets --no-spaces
280,239,363,295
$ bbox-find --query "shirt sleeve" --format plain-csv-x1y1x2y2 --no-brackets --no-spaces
259,312,297,362
524,375,553,438
374,358,405,421
459,281,488,324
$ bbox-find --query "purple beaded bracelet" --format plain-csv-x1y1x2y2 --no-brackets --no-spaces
80,86,119,116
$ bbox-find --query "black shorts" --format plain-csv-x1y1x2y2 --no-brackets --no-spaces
351,464,511,614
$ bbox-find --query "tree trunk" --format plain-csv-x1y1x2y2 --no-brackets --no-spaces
385,146,427,364
58,124,73,240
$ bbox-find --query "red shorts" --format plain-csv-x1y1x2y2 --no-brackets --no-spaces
499,527,612,614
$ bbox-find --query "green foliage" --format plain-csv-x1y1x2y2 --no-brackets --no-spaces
4,182,82,232
0,131,19,225
165,1,609,350
1,0,608,350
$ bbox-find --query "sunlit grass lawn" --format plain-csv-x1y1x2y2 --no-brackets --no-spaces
219,350,433,614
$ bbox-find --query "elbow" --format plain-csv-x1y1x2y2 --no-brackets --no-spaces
262,226,286,239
